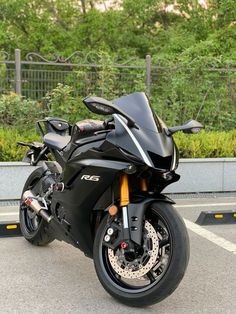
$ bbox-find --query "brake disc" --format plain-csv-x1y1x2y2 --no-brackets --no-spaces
108,221,159,279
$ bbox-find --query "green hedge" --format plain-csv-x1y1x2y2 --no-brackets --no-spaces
0,85,236,161
174,130,236,158
1,128,236,162
0,128,40,161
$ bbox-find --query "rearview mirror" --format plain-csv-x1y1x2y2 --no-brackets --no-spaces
83,97,115,115
167,120,203,135
83,96,137,128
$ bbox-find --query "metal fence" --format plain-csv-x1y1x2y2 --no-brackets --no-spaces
1,49,236,129
0,49,152,99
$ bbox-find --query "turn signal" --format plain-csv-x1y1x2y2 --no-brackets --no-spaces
108,205,118,216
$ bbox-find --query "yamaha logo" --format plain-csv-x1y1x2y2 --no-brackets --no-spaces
81,175,100,182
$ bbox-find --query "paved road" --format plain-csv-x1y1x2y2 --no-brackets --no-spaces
0,196,235,314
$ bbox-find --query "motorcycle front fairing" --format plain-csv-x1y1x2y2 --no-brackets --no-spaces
107,92,178,171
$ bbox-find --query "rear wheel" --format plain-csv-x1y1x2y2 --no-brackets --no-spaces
93,202,189,307
19,167,55,246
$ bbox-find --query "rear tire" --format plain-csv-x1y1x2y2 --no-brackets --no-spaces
93,201,189,307
19,167,55,246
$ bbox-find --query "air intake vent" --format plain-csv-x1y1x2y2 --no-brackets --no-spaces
148,151,172,170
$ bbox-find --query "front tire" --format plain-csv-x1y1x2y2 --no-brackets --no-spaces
93,202,189,307
19,167,55,246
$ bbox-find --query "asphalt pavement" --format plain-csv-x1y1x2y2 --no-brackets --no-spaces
0,195,235,314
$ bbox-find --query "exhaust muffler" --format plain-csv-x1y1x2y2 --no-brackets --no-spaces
22,190,53,223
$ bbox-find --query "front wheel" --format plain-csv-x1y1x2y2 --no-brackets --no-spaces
93,202,189,307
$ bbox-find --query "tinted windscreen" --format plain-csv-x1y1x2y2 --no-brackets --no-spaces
112,92,162,132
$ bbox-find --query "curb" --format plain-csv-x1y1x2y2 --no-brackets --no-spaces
0,222,22,237
196,210,236,225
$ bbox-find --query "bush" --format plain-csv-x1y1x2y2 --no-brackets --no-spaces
0,128,40,161
0,93,44,128
0,85,236,161
1,127,236,161
174,130,236,158
0,85,98,132
44,83,95,123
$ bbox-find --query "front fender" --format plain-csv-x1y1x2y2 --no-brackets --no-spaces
127,195,175,245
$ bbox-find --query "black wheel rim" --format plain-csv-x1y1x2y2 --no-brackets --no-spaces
21,206,41,234
20,177,42,235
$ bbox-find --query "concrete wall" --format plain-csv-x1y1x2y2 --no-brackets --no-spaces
1,158,236,200
0,162,37,200
165,158,236,193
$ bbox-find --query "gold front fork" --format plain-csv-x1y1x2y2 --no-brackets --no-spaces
108,173,129,216
120,175,148,207
120,173,130,234
120,174,130,206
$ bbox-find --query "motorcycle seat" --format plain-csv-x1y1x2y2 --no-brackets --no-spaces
43,120,106,151
43,133,71,151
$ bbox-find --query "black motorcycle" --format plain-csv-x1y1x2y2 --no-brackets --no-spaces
19,92,203,307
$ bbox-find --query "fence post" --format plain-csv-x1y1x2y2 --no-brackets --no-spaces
145,54,151,98
15,49,22,95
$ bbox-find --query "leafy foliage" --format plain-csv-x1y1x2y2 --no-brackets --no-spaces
1,126,236,161
0,127,40,161
1,0,236,132
44,83,92,123
0,0,236,60
174,130,236,158
0,1,236,164
0,93,44,128
74,52,146,100
0,86,96,128
152,61,236,131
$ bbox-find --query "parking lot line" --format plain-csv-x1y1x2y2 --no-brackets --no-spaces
175,202,236,208
184,218,236,255
1,208,236,256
